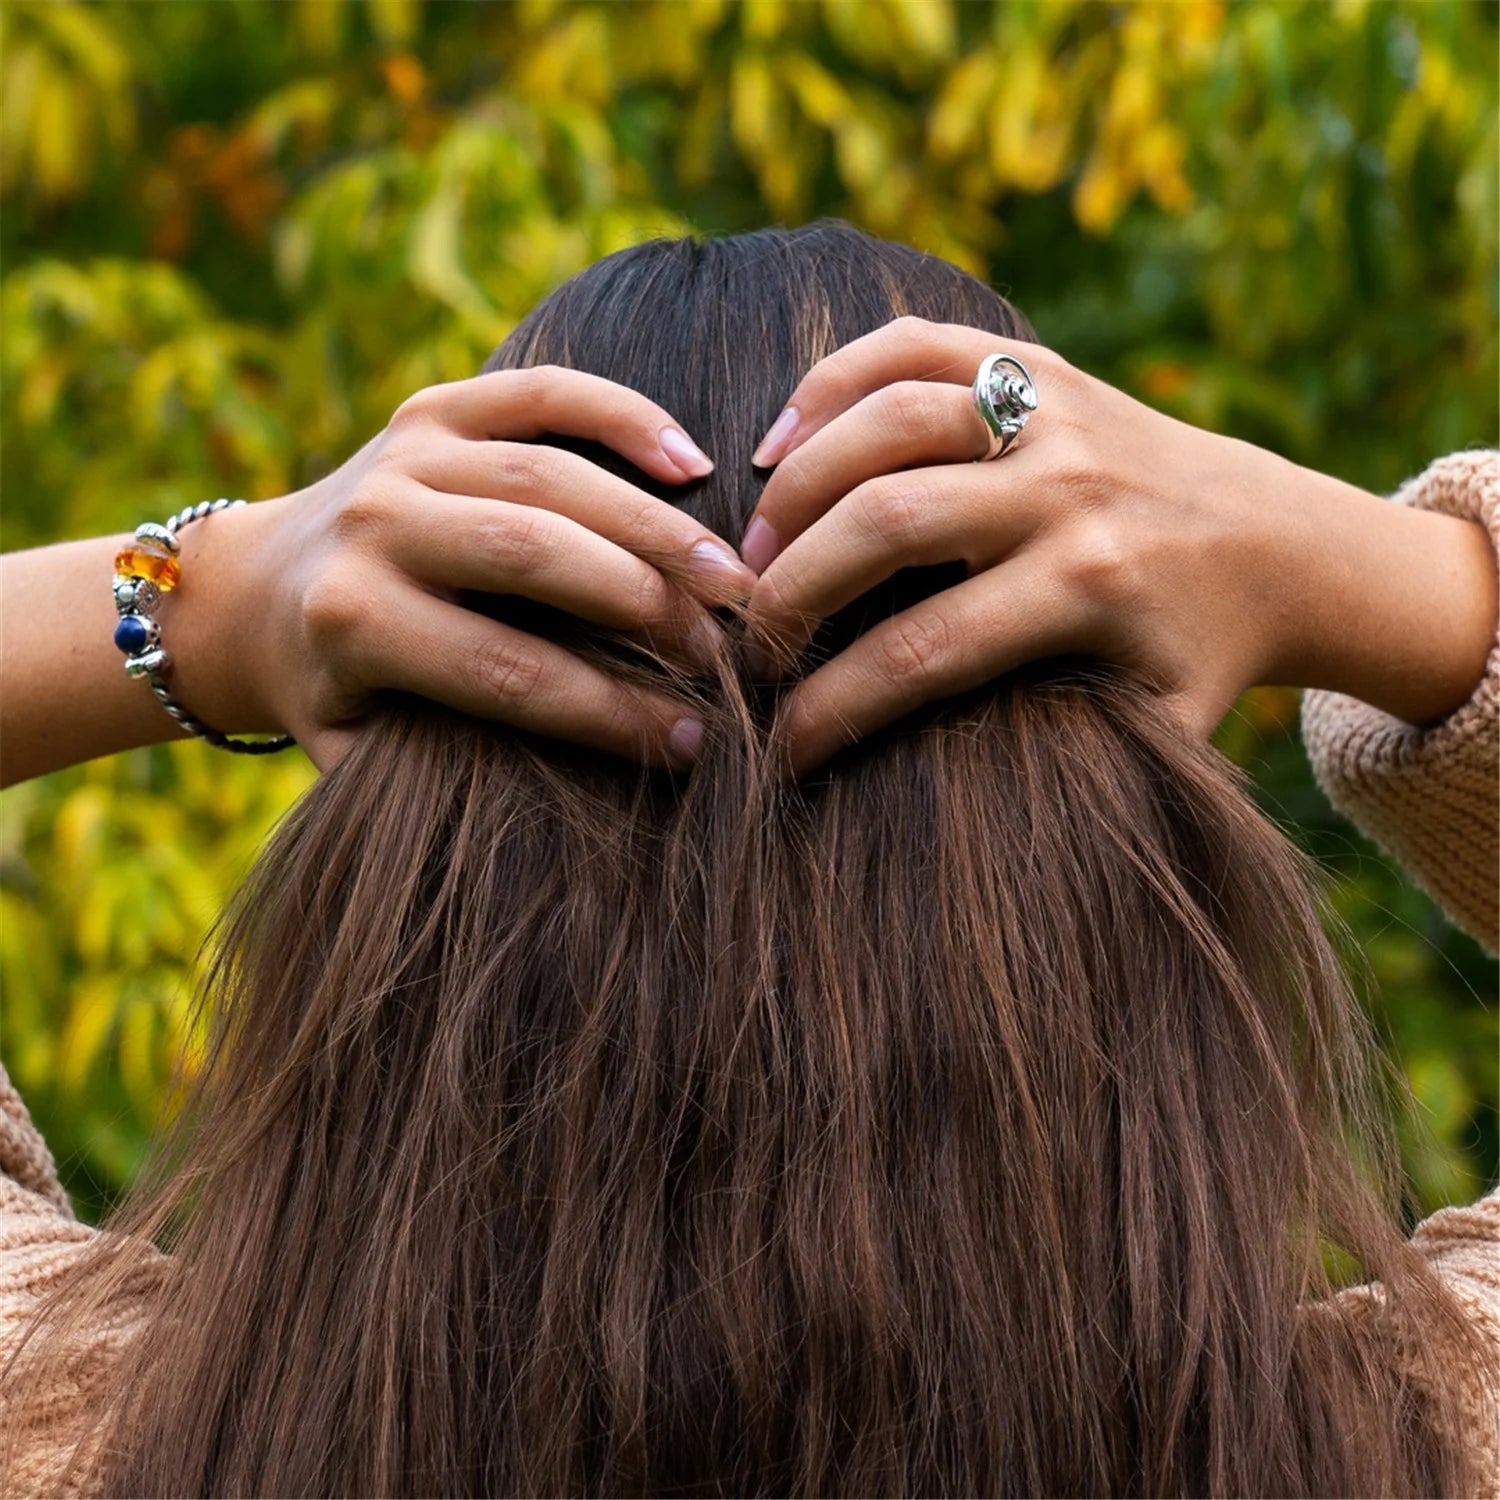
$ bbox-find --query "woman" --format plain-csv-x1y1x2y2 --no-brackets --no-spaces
0,223,1495,1496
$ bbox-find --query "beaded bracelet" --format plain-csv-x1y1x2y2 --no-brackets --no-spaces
113,500,296,755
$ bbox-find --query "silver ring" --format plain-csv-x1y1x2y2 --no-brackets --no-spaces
972,353,1037,461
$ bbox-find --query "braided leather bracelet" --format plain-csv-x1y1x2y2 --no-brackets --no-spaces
112,500,296,755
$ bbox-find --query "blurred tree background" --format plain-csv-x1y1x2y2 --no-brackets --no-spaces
0,0,1495,1226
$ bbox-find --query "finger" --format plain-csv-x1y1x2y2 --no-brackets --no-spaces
751,317,1059,468
747,458,1048,673
410,437,755,603
357,583,705,771
391,365,718,486
745,378,1011,570
386,487,725,671
773,557,1087,779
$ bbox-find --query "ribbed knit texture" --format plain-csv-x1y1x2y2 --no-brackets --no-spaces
0,1068,166,1497
1411,1192,1500,1496
3,453,1498,1495
1302,448,1500,954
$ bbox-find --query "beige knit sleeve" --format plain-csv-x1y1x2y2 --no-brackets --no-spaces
1300,449,1500,953
0,1061,72,1221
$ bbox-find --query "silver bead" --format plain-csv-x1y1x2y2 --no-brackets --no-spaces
134,522,180,554
124,646,171,678
113,578,161,614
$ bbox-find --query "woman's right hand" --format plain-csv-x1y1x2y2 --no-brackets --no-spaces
217,368,756,772
737,319,1497,776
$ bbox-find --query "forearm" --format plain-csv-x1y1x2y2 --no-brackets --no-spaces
0,503,282,788
1250,446,1497,724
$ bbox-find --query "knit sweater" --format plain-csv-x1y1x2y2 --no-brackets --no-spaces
2,452,1498,1496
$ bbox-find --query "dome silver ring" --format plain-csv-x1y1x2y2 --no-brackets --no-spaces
972,353,1038,461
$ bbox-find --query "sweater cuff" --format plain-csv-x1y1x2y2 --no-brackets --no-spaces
1300,450,1500,954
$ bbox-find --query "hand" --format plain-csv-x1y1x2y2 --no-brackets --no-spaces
218,367,756,771
740,317,1497,776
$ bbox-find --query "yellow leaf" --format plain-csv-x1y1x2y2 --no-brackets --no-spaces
834,116,888,195
366,0,420,46
29,53,84,202
516,10,611,105
1139,121,1193,215
1176,0,1226,56
53,786,109,880
30,2,131,95
730,53,778,161
929,49,997,163
1072,154,1126,235
294,1,349,60
1107,60,1156,135
28,1,135,158
409,186,493,318
0,39,42,196
882,0,955,65
119,994,161,1117
778,54,852,130
59,974,119,1091
676,79,726,187
515,0,553,21
741,0,788,43
617,2,702,84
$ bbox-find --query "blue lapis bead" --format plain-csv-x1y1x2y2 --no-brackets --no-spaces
114,614,150,655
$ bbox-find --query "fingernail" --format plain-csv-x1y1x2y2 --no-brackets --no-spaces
668,715,704,765
660,426,714,479
690,538,755,589
740,515,780,574
752,406,800,467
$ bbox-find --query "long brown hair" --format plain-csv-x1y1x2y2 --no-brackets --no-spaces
4,223,1493,1497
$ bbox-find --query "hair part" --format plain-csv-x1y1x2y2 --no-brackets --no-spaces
3,223,1492,1497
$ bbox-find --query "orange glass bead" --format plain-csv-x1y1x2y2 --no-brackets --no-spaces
113,545,181,591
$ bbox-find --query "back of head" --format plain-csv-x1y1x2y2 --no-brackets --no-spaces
6,224,1488,1496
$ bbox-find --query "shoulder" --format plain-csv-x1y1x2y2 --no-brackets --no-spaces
1410,1185,1500,1352
1329,1185,1500,1495
1412,1185,1500,1496
0,1056,99,1388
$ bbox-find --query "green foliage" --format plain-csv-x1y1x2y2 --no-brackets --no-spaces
1,0,1495,1223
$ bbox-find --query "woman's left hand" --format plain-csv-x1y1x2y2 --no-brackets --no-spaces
739,317,1497,776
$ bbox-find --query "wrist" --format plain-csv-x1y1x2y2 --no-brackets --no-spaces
1258,454,1497,725
162,497,289,736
